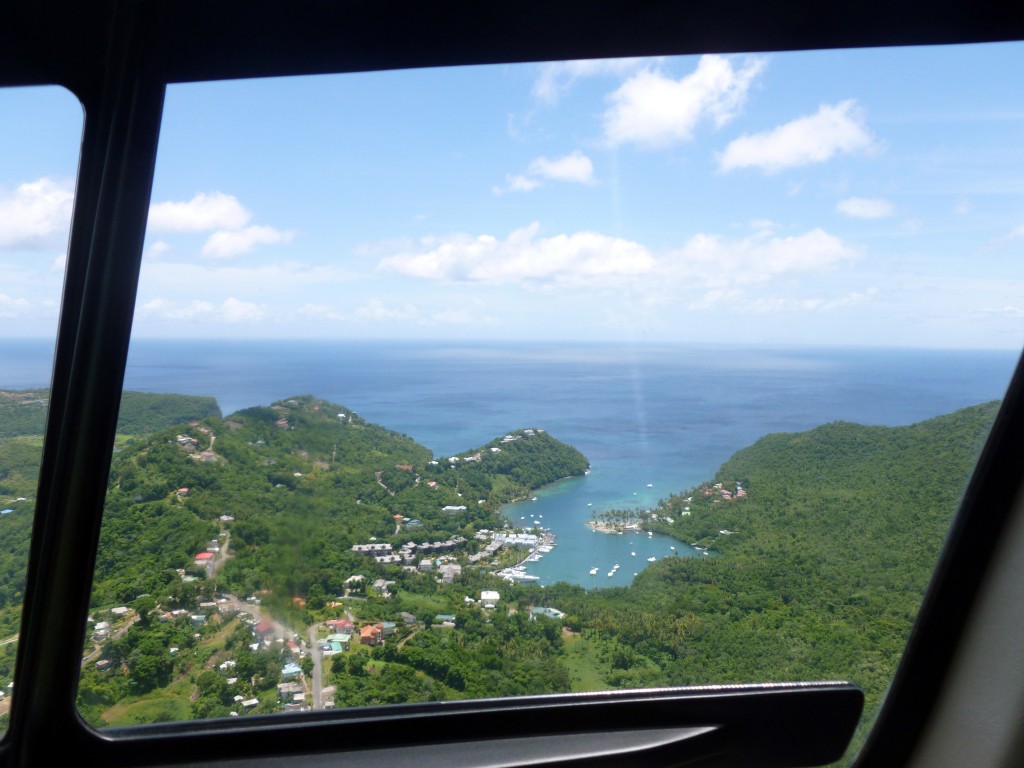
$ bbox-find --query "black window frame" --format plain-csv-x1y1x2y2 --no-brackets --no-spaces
2,1,1024,766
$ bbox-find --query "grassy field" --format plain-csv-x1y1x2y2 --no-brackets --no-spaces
563,634,607,692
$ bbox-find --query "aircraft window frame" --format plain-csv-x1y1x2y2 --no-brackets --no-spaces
2,2,1024,767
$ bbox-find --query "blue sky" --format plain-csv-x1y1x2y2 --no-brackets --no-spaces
2,42,1024,348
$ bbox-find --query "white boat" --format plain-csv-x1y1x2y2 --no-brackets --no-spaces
647,556,656,562
531,497,538,501
589,567,598,575
670,546,675,550
646,483,653,487
607,572,614,577
630,551,636,556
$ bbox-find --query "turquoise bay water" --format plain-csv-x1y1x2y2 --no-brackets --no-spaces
3,340,1019,587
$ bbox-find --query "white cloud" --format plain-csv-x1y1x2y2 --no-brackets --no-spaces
146,240,171,259
298,303,347,322
376,221,859,316
430,308,484,326
300,300,497,328
736,288,878,314
495,175,541,195
220,297,267,322
529,151,595,184
675,227,856,285
0,178,74,249
0,293,32,318
532,57,656,104
665,227,860,313
140,298,215,321
140,297,266,323
148,192,251,232
353,298,421,323
140,260,356,295
496,151,595,194
378,222,655,286
603,55,765,150
201,225,294,259
719,99,876,173
836,197,895,219
50,253,67,273
978,305,1024,318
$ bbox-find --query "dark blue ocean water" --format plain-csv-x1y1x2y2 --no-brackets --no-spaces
3,339,1020,587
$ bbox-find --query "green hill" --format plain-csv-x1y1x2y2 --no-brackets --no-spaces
94,396,588,610
0,389,220,439
59,394,998,744
542,401,1000,763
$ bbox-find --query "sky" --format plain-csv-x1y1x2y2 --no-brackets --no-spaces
2,42,1024,348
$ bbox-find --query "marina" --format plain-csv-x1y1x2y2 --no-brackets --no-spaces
501,471,703,588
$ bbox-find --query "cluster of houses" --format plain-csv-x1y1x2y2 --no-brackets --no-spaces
430,429,542,468
703,482,748,502
209,618,311,713
318,616,408,653
176,427,217,462
466,529,539,564
351,537,468,568
193,538,223,572
500,428,543,444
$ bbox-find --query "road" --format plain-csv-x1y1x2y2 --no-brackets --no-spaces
307,624,323,709
304,606,355,710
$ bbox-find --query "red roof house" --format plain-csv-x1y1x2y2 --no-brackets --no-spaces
359,624,382,646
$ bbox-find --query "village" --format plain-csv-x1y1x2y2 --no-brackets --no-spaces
80,482,569,716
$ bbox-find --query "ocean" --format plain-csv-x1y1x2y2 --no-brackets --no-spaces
3,339,1020,587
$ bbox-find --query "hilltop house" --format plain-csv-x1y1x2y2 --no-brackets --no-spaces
360,624,382,646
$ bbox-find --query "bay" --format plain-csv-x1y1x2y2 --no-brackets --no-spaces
2,339,1019,587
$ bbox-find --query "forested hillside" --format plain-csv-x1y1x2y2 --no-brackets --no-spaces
0,389,223,691
0,389,220,439
0,384,997,761
542,400,1000,760
94,395,588,611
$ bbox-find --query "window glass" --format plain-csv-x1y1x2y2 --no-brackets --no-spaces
81,44,1022,764
0,85,81,731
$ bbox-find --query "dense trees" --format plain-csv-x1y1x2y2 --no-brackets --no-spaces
0,386,998,760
